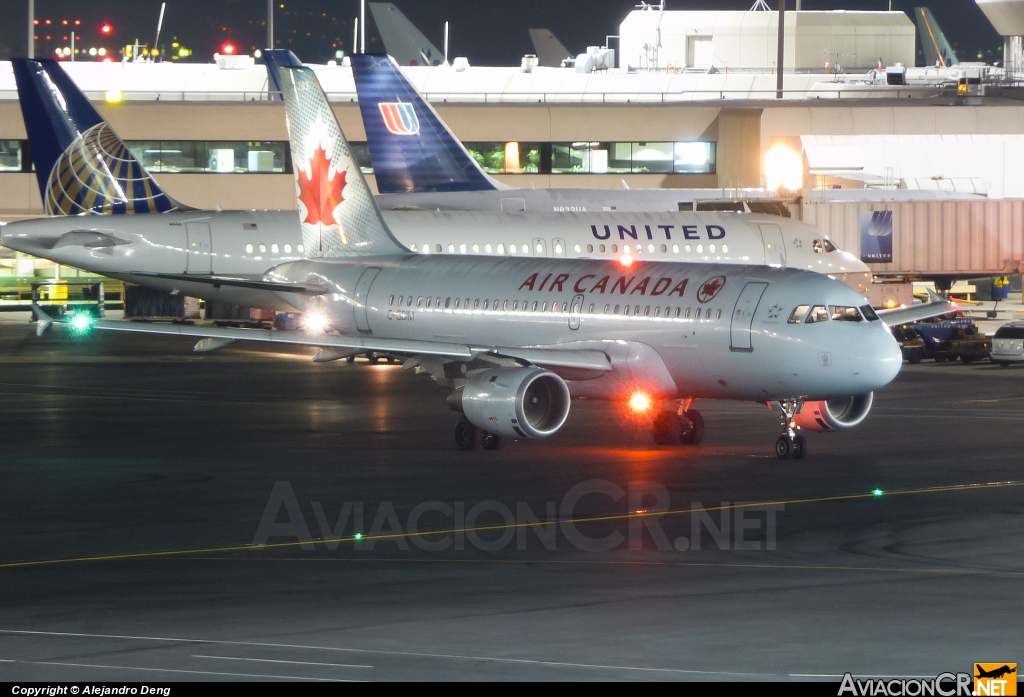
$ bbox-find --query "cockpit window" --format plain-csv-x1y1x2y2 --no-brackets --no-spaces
822,238,838,253
788,305,810,324
860,304,879,321
830,306,863,322
812,240,824,254
806,305,829,323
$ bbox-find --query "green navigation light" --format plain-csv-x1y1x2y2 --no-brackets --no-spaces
353,532,363,541
872,488,884,497
69,312,94,335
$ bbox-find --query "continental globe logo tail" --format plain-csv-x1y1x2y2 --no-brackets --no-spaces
45,123,181,216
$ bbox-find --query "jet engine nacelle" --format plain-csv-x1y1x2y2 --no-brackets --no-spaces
449,367,571,439
794,393,874,432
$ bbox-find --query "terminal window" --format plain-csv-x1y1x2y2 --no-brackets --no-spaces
551,141,715,175
124,141,290,174
0,140,23,172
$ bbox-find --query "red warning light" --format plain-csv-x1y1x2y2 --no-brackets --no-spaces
33,19,39,25
100,23,112,35
221,42,236,55
62,19,68,25
44,19,51,25
75,20,81,26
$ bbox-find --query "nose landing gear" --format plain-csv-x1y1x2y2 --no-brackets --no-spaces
774,399,806,460
652,399,705,445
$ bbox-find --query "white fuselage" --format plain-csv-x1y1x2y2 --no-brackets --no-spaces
1,209,871,310
268,254,900,402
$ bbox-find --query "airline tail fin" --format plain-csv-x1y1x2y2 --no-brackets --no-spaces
12,58,189,215
368,2,444,67
276,63,406,259
349,53,509,194
915,7,959,67
529,29,573,67
262,49,303,102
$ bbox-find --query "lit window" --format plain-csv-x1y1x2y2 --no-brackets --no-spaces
709,244,716,254
648,244,655,253
510,244,517,254
535,243,543,254
472,244,480,253
722,244,729,253
389,295,395,306
484,300,490,309
410,244,418,252
460,244,467,254
417,296,423,307
397,296,403,306
636,244,642,252
455,298,461,309
245,243,253,253
426,297,433,307
532,301,538,311
259,244,267,253
672,244,679,253
422,245,430,254
555,243,563,254
284,244,292,253
485,244,492,253
574,243,581,253
806,305,829,323
697,244,704,254
685,244,691,253
448,244,455,253
271,244,279,253
503,300,509,310
497,244,505,254
542,302,548,312
297,244,304,253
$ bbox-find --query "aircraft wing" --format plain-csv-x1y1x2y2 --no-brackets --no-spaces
127,271,328,296
39,312,614,372
876,290,956,326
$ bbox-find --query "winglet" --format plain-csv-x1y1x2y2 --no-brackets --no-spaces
349,53,510,194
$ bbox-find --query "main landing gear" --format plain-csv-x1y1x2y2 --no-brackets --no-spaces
454,417,503,451
652,399,705,445
774,399,806,460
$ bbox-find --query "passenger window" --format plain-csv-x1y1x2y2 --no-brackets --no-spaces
574,243,582,253
612,244,618,253
830,306,863,322
599,244,606,253
389,295,395,306
709,244,716,254
604,304,610,314
284,244,292,253
485,244,492,253
716,309,722,320
448,244,455,253
259,244,267,253
672,244,679,253
417,297,423,307
497,244,505,254
472,244,480,253
788,305,810,323
675,308,681,318
644,306,651,316
685,308,691,319
542,302,548,312
455,298,461,309
697,244,704,254
654,307,661,317
513,301,518,310
532,301,538,312
660,244,667,253
503,300,508,311
436,297,441,307
445,298,452,309
705,308,712,319
397,296,403,307
588,304,594,313
722,244,729,253
614,304,621,314
436,244,442,253
297,244,304,253
561,302,568,312
685,244,692,253
510,244,518,254
426,297,433,308
474,299,480,310
806,305,829,323
587,244,594,253
245,243,254,253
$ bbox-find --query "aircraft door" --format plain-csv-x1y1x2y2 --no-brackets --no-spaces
568,294,584,330
758,224,786,267
531,238,547,257
552,238,567,258
353,267,381,333
185,222,213,274
730,282,768,352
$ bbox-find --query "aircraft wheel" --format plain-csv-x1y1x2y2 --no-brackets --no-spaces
345,355,355,363
455,418,477,451
481,431,503,451
999,361,1012,367
682,409,705,445
652,411,681,445
367,354,380,365
775,435,792,460
792,435,807,460
908,350,922,364
961,355,975,364
934,354,947,363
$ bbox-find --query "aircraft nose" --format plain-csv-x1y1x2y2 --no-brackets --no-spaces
853,325,903,390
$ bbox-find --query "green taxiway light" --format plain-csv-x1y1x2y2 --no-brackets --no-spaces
353,533,363,541
872,488,884,497
69,313,94,334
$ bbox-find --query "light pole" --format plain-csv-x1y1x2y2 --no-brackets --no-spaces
28,0,35,59
267,0,274,49
776,0,786,98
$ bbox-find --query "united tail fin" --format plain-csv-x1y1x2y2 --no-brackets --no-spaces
349,53,509,194
368,2,444,67
12,58,189,215
529,29,573,67
915,7,959,67
277,64,406,259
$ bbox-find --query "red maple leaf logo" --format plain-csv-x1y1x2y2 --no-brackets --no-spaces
697,276,726,304
296,145,346,228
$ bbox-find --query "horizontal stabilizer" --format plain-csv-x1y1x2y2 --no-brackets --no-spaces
128,271,328,295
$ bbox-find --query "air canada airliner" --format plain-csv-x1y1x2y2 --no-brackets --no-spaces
34,65,907,459
1,57,879,311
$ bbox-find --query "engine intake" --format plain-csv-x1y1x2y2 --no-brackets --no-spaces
794,393,874,432
448,367,571,439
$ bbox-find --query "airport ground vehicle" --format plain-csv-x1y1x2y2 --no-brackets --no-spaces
891,325,925,363
990,321,1024,366
906,317,976,362
948,328,991,364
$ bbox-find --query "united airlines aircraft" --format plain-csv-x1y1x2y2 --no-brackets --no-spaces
34,65,906,459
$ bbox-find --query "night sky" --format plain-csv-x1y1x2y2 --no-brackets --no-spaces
0,1,1004,66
